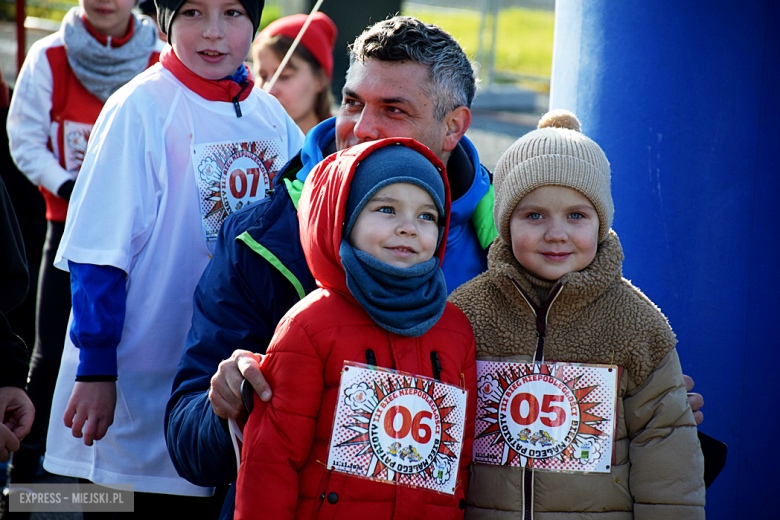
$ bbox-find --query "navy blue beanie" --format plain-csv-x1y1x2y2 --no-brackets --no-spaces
343,144,446,245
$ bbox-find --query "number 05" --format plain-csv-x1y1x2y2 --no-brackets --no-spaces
510,393,566,427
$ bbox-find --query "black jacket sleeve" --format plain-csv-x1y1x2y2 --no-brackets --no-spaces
0,176,29,388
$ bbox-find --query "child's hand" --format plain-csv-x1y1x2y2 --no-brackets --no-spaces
63,381,117,446
209,350,271,420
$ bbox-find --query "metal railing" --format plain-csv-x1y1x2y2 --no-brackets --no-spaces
406,0,551,92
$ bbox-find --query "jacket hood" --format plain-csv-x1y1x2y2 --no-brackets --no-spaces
298,138,451,296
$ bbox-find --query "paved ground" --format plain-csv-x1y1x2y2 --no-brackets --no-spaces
0,22,50,84
467,109,540,169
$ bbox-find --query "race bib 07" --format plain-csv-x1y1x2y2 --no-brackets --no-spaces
327,362,468,495
474,361,618,473
192,140,283,241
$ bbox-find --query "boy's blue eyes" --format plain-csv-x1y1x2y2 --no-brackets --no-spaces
376,206,437,222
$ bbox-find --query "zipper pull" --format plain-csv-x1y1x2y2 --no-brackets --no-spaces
232,80,250,118
365,349,376,367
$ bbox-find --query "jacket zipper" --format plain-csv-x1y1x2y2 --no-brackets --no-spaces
367,349,442,382
509,278,563,520
510,279,563,363
232,80,250,117
430,351,442,382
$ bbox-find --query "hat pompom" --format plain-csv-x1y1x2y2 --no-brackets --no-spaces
538,109,581,133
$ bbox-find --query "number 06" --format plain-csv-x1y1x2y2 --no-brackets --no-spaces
384,406,433,444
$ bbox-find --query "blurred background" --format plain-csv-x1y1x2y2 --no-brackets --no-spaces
0,0,552,169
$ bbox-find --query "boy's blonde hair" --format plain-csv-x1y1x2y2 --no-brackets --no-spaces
493,110,613,243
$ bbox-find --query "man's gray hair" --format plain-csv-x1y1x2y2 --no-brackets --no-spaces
349,16,477,121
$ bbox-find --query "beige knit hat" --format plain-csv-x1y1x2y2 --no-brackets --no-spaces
493,109,613,244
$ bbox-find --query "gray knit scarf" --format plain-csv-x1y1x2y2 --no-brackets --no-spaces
62,7,158,102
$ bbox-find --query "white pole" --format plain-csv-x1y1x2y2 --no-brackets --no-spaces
263,0,326,92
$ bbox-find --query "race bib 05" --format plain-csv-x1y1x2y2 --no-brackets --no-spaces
474,361,618,474
327,362,468,495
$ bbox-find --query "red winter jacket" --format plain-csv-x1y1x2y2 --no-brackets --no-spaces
235,138,477,520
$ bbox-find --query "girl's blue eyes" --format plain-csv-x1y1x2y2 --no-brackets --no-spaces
526,212,587,220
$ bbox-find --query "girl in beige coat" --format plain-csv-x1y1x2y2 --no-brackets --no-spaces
450,110,705,520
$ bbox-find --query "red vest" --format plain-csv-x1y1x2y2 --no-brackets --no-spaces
42,44,159,221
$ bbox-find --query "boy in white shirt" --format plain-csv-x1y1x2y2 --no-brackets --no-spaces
46,0,304,512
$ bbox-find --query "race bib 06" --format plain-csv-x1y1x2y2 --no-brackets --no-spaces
474,361,618,473
327,362,468,495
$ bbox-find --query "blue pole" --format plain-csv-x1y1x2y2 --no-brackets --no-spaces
550,1,779,517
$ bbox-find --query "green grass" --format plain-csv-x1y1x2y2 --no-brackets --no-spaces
402,6,554,81
258,4,281,32
0,0,76,23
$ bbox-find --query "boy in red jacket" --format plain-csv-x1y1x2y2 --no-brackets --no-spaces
235,138,476,519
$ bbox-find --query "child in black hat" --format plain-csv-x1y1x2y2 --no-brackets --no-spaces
44,0,304,512
6,0,162,491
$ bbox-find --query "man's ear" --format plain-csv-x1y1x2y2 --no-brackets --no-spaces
442,106,472,154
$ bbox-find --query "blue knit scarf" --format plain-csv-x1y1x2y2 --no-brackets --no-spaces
339,240,447,337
